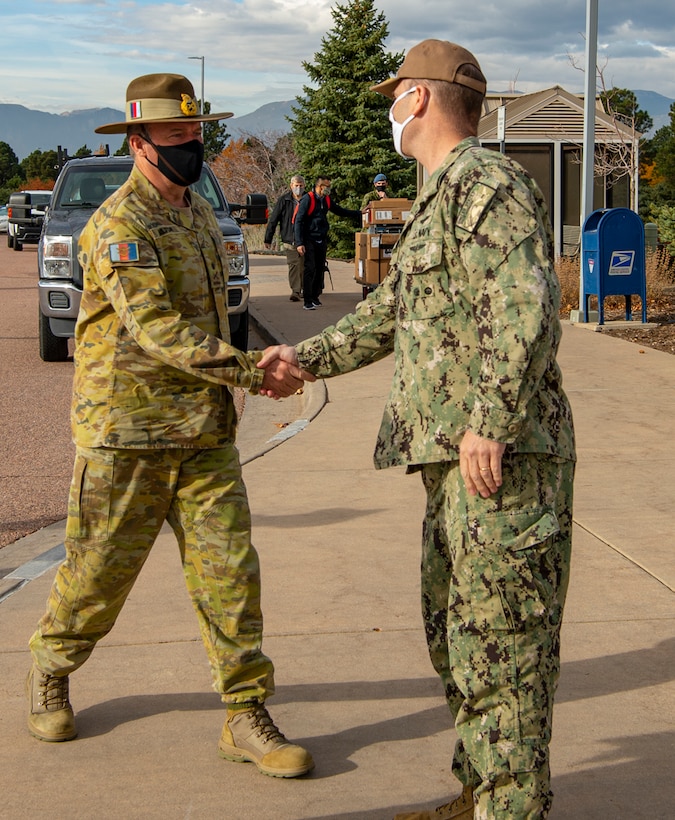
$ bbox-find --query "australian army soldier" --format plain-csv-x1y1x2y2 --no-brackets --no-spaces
259,39,576,818
26,73,315,779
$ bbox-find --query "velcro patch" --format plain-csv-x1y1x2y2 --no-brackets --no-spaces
109,242,140,263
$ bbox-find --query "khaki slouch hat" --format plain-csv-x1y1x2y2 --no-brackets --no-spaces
96,73,233,134
371,39,486,98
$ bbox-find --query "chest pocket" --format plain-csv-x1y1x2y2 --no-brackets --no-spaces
394,231,454,321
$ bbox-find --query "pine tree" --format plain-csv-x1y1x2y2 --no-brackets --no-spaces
291,0,415,257
202,100,230,162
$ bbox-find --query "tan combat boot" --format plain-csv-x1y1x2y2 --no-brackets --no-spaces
394,785,475,820
26,665,77,742
218,704,314,778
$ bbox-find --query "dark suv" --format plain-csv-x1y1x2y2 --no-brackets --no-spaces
38,155,266,361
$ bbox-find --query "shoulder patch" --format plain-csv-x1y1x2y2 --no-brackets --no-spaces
456,182,499,236
109,241,140,263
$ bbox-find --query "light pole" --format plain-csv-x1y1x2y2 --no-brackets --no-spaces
571,0,598,322
188,55,205,114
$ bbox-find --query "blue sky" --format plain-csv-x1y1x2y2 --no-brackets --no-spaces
1,1,674,117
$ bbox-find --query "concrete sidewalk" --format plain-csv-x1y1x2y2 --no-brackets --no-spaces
0,254,673,819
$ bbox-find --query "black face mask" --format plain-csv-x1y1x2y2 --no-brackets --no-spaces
143,135,204,186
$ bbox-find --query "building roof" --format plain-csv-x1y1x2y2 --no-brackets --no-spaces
478,86,639,144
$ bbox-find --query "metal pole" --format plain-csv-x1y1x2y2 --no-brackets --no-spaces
189,55,205,114
576,0,598,321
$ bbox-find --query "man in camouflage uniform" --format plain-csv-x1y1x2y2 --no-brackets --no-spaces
27,73,315,779
259,40,575,817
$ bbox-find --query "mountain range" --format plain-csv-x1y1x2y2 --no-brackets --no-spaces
0,100,296,161
1,91,672,162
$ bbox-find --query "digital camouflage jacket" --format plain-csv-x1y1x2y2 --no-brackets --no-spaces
73,165,264,449
296,138,575,470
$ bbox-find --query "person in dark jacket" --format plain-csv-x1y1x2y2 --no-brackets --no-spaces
294,176,360,310
264,174,305,301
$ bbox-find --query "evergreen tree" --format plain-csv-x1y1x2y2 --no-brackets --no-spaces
291,0,415,257
640,102,675,221
0,141,22,187
20,150,59,183
202,100,230,162
600,88,653,135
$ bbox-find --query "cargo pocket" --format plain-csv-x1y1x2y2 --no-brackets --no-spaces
466,508,561,634
65,448,114,543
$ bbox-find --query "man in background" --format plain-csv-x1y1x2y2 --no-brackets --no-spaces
361,172,391,208
294,176,360,311
264,174,305,302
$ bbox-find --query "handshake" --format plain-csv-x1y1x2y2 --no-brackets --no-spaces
256,344,315,399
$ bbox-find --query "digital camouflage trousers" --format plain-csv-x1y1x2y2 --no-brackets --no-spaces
420,453,574,819
29,445,275,704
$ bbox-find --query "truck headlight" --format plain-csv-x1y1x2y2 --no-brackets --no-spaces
42,236,73,279
224,238,246,279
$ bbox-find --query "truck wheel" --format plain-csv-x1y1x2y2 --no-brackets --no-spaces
229,309,249,352
13,237,23,251
39,310,70,362
7,232,13,248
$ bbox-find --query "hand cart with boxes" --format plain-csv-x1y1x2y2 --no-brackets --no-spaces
354,198,413,299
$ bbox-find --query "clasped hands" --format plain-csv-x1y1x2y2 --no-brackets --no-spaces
256,344,315,399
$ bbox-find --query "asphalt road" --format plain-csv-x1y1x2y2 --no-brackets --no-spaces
0,239,298,549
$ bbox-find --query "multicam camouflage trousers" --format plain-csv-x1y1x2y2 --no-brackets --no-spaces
420,453,574,819
29,445,275,704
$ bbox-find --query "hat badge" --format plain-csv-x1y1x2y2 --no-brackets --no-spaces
180,94,198,117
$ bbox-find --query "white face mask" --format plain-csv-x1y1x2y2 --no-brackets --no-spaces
292,185,304,197
389,85,417,159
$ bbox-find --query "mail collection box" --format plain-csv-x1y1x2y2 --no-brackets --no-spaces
362,198,413,228
354,231,399,285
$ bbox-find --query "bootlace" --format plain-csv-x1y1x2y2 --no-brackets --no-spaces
38,672,70,711
248,705,288,744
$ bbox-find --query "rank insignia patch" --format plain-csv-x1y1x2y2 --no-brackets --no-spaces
109,242,140,263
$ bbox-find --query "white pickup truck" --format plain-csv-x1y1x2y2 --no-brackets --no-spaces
7,189,52,250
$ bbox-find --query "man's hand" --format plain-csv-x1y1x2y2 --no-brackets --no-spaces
264,242,272,250
459,430,506,498
257,345,316,399
297,244,305,257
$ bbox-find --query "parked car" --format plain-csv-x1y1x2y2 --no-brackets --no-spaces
38,155,267,361
0,204,8,233
7,190,52,250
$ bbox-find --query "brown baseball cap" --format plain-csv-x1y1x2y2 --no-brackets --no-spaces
371,39,486,98
95,73,233,134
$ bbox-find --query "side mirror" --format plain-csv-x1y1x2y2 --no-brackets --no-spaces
230,193,269,225
243,193,268,225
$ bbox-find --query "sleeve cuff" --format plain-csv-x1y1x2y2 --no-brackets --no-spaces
468,400,524,443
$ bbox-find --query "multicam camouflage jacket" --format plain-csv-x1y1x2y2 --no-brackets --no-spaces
296,137,575,470
73,165,264,449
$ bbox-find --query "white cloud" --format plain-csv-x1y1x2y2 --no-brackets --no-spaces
1,0,673,116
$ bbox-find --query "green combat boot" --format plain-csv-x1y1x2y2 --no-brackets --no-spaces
26,665,77,742
218,704,314,778
394,785,475,820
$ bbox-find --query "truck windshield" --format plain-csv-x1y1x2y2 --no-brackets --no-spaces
57,169,133,207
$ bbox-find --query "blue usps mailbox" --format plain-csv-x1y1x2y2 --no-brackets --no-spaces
581,208,646,325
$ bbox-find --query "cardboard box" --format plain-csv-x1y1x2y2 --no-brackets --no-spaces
362,198,413,227
354,231,399,285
